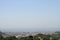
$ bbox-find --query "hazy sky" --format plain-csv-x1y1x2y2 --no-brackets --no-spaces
0,0,60,32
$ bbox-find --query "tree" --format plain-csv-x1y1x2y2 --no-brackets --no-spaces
28,35,33,40
4,36,18,40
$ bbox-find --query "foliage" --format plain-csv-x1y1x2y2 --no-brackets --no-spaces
0,33,60,40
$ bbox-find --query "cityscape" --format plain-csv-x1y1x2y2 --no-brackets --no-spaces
0,31,60,40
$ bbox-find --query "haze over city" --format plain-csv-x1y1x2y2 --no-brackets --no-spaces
0,0,60,32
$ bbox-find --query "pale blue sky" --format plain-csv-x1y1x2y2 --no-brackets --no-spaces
0,0,60,32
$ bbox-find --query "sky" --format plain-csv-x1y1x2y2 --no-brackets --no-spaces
0,0,60,32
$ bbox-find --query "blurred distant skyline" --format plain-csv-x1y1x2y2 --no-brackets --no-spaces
0,0,60,32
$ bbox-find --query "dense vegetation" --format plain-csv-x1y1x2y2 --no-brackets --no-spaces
0,34,60,40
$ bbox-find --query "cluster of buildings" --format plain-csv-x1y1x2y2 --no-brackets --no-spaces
0,31,60,38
